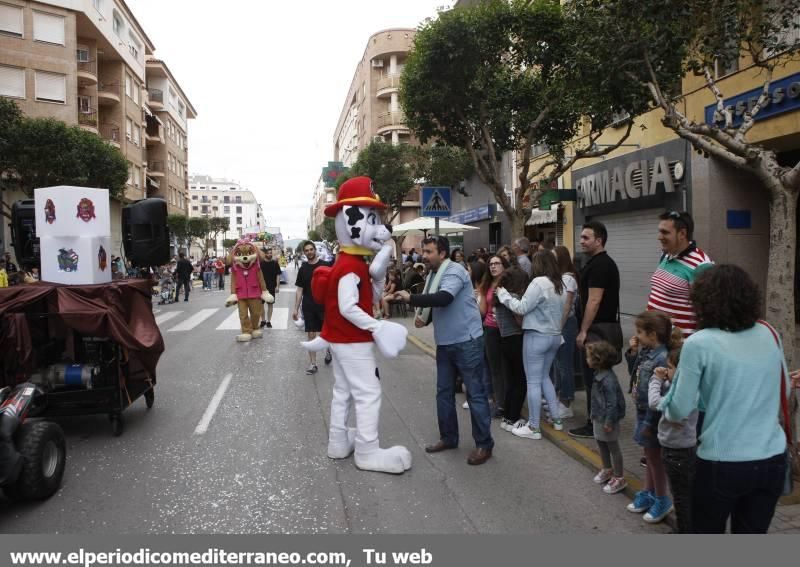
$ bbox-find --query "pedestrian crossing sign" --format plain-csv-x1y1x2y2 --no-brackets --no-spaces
420,187,451,218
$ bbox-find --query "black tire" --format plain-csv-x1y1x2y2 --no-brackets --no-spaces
109,414,123,437
144,388,154,409
5,421,66,501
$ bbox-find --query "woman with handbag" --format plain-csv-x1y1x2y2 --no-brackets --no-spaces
658,265,790,533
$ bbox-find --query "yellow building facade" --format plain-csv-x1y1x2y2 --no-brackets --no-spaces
533,54,800,316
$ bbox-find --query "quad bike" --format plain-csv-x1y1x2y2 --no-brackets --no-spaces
0,383,66,501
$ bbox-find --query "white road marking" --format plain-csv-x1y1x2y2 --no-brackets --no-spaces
155,311,181,325
167,308,219,332
266,307,289,330
281,286,297,293
216,309,242,330
194,373,232,435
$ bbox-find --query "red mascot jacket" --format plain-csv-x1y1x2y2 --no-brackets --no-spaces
312,252,373,344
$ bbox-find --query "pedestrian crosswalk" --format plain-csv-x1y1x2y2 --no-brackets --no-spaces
153,306,292,332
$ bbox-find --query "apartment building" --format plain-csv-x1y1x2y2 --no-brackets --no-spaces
144,57,196,216
329,28,423,251
0,0,194,254
308,173,334,234
188,175,265,257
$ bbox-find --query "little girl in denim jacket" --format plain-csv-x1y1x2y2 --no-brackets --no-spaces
625,310,682,525
587,341,627,495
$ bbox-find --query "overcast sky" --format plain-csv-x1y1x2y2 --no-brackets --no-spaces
126,0,451,240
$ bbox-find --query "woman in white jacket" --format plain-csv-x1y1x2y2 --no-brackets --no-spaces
496,251,567,439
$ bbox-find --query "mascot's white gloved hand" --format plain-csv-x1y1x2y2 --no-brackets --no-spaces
368,242,394,282
372,320,408,359
302,336,330,352
261,290,274,304
225,294,238,307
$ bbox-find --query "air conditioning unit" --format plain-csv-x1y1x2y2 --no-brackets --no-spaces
371,59,384,68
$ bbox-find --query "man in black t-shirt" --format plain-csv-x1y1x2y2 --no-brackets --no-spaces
293,241,331,374
569,221,621,439
174,252,194,302
259,247,282,328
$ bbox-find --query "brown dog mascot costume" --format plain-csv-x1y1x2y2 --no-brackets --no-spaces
225,239,274,342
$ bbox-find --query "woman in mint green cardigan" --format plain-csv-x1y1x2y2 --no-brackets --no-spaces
658,265,788,534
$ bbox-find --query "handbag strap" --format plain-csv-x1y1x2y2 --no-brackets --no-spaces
757,320,793,445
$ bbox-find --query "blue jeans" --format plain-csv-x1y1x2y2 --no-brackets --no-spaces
522,331,561,428
554,315,577,402
435,336,494,449
202,272,212,289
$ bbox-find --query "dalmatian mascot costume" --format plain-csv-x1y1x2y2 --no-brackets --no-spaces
302,176,411,474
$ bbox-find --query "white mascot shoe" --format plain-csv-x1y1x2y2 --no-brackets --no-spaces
327,427,356,459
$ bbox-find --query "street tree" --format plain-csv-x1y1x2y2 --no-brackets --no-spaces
337,140,423,222
307,229,322,241
568,0,800,367
0,98,22,174
187,216,211,254
421,145,475,190
401,0,651,236
208,217,230,254
315,217,337,242
167,214,189,253
222,238,238,252
0,99,128,198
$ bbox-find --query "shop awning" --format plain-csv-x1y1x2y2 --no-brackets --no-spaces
526,208,558,226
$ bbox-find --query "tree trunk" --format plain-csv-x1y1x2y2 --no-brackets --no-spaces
765,185,798,369
507,207,527,239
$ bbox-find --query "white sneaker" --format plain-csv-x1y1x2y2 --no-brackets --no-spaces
500,419,513,432
603,476,628,494
593,468,613,484
558,402,574,418
512,423,542,440
462,400,469,409
551,419,564,431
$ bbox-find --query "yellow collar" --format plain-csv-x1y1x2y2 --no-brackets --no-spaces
339,245,374,256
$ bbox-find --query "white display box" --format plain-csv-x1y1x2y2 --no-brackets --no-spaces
40,235,113,285
34,186,111,238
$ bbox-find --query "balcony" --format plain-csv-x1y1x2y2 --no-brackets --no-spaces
376,110,408,133
376,73,402,97
100,123,120,148
147,89,164,110
97,83,121,105
147,161,165,178
77,59,97,86
145,124,164,145
78,107,98,133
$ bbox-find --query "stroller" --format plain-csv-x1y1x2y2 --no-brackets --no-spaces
158,269,176,305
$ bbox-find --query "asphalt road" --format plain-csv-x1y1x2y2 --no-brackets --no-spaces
0,268,667,534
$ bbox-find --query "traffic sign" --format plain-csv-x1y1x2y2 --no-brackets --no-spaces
420,187,451,218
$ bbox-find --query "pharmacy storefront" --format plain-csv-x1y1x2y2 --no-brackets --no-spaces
572,139,691,315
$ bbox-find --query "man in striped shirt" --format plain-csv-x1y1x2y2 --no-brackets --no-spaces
648,211,713,336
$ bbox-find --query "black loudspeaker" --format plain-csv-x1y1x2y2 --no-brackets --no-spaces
122,198,169,267
10,200,40,269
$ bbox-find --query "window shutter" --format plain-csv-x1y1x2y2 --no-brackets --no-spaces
33,12,65,45
0,4,23,37
35,71,65,103
0,65,25,98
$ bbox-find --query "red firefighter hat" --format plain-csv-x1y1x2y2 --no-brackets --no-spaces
324,176,387,217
